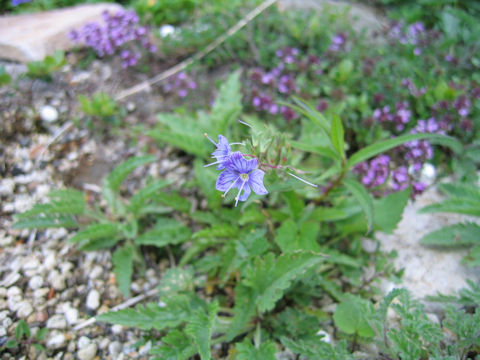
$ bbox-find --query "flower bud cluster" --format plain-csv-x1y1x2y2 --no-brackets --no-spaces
163,71,197,98
68,10,156,68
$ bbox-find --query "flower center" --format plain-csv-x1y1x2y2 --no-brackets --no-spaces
240,173,249,181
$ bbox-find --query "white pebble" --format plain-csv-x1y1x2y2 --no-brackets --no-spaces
88,265,103,280
63,305,79,325
0,178,15,196
108,341,122,357
78,336,92,349
48,270,66,291
46,314,67,329
47,331,67,349
7,286,21,298
159,24,175,37
28,276,43,290
40,105,59,123
111,324,123,334
16,301,33,318
86,289,100,310
77,343,97,360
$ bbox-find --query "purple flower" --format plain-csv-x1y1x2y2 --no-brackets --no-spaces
216,152,268,206
11,0,31,6
204,134,232,170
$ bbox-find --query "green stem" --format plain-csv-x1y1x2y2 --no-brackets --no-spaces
254,321,261,349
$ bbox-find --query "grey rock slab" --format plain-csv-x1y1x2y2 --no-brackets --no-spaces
377,185,480,299
0,3,123,62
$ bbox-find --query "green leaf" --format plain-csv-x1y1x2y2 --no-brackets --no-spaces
35,327,48,341
420,222,480,248
194,159,222,209
343,178,374,234
275,220,320,253
158,267,194,296
5,339,18,348
128,179,172,216
152,191,192,213
330,114,345,158
12,215,79,229
464,244,480,267
374,187,410,234
290,140,339,161
32,343,46,352
103,155,156,193
135,218,191,247
98,294,204,331
235,339,277,360
69,223,118,243
185,301,219,360
112,245,134,297
225,285,257,341
310,207,348,221
333,297,376,338
291,96,331,134
347,133,461,168
193,224,238,239
210,71,242,134
244,252,324,312
419,199,480,217
15,319,30,340
150,330,195,360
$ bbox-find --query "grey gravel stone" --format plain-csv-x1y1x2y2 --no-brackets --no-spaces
16,300,34,318
108,341,122,357
77,343,97,360
63,304,79,325
46,331,67,349
86,289,100,310
28,275,43,290
46,314,67,329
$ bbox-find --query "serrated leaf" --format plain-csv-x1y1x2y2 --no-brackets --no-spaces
185,301,219,360
420,199,480,217
69,223,119,244
437,183,480,201
158,267,194,296
330,113,345,158
128,179,172,216
420,222,480,248
210,71,242,134
333,297,376,338
152,191,192,213
112,245,134,297
104,155,156,193
347,133,461,168
281,337,352,360
225,285,257,341
244,252,324,313
98,294,204,331
374,187,410,234
150,330,195,360
343,178,374,234
135,218,191,247
235,339,277,360
319,247,362,268
275,220,320,253
13,215,78,229
463,244,480,267
5,339,18,348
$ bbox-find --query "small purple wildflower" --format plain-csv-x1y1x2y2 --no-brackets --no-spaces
281,106,298,122
328,32,347,52
11,0,31,6
164,71,197,98
216,152,268,206
204,134,232,170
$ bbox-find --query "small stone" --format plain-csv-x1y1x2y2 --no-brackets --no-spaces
0,178,15,196
77,343,97,360
3,316,12,328
111,324,123,334
362,238,378,253
63,306,79,325
16,301,34,318
0,311,8,321
77,336,92,349
0,287,6,297
48,270,66,291
88,265,103,280
108,341,122,357
0,327,6,337
86,289,100,310
7,286,21,297
28,276,43,290
46,314,67,329
46,331,67,349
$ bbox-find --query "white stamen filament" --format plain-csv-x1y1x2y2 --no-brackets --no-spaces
229,142,245,146
287,172,318,188
237,119,252,128
223,176,240,198
204,160,223,168
235,180,247,207
204,133,217,146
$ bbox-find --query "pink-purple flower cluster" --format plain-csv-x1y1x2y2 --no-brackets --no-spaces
328,32,348,53
163,72,197,98
68,10,156,68
204,134,268,206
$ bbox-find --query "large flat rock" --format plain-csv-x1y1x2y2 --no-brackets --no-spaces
377,185,480,299
0,3,123,62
